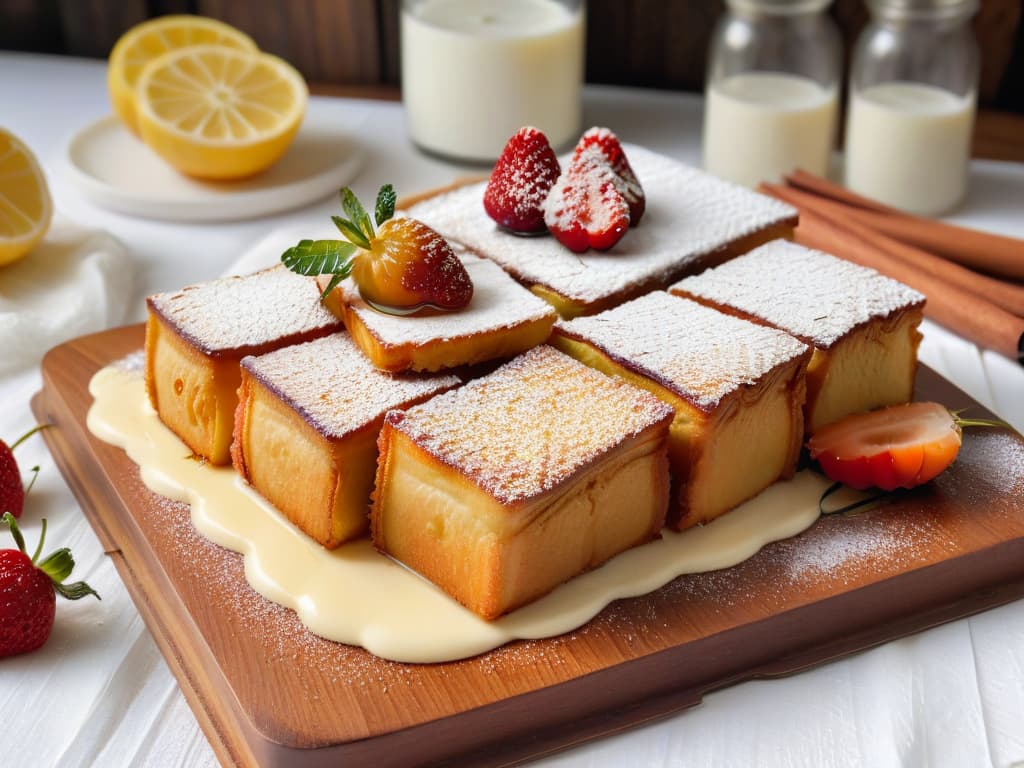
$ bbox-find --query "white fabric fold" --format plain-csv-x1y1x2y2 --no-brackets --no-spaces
0,215,133,375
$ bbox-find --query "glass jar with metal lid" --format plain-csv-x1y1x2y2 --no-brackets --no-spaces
844,0,980,215
703,0,842,188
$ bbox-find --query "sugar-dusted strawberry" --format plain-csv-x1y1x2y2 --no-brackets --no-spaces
1,513,99,658
281,184,473,315
483,126,561,234
807,402,1008,491
544,147,630,253
574,127,645,225
0,425,47,519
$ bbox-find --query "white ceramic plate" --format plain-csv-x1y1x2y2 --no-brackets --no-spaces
63,104,366,222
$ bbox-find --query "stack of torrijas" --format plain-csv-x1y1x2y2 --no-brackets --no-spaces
759,170,1024,363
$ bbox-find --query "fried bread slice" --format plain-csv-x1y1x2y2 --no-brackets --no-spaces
145,265,341,464
372,345,673,620
552,291,811,529
232,333,459,548
671,240,925,432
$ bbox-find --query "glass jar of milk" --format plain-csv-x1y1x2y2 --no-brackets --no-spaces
401,0,584,164
703,0,841,188
845,0,979,215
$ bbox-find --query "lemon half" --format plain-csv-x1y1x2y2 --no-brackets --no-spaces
108,15,257,136
0,128,52,267
135,45,308,180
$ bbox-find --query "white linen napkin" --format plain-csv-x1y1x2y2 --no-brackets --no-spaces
0,215,133,374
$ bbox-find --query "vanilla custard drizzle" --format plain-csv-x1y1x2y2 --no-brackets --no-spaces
87,365,826,664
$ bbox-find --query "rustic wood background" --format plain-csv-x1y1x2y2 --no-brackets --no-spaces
2,0,1022,112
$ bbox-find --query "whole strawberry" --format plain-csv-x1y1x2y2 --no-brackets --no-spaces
483,126,561,234
0,425,47,519
282,185,474,315
1,512,99,658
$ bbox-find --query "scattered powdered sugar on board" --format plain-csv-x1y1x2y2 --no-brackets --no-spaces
672,240,925,349
111,350,145,373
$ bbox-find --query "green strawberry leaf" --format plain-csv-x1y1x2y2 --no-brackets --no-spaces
281,239,358,277
340,187,374,243
375,184,397,227
331,215,371,250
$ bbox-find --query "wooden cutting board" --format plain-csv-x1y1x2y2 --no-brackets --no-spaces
33,324,1024,768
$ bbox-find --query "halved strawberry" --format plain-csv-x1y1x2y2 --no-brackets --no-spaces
543,147,630,253
353,218,473,313
484,126,560,234
574,127,645,225
281,185,473,315
807,402,1006,491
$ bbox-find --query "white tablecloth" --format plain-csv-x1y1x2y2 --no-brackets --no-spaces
2,52,1023,768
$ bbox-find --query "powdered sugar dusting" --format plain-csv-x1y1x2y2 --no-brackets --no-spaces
242,334,460,440
148,265,340,355
388,345,673,506
672,240,926,349
406,144,796,307
340,253,556,347
556,292,809,411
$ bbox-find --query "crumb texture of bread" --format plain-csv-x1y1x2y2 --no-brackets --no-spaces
671,239,925,431
372,345,673,619
233,334,459,548
144,265,343,464
552,292,810,528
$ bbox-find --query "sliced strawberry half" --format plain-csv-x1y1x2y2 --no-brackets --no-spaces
353,217,473,313
808,402,976,491
483,126,561,234
543,147,630,253
574,127,645,225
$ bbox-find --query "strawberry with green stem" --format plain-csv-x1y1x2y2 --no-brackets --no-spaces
282,185,473,315
0,425,49,519
1,512,100,658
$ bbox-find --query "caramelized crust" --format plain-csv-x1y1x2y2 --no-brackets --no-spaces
144,266,342,464
232,334,459,548
671,240,926,431
316,254,557,372
371,345,674,619
551,292,811,528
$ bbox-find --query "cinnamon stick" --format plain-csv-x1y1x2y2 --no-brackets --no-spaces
786,207,1024,362
785,169,895,214
783,169,1024,281
762,183,1024,317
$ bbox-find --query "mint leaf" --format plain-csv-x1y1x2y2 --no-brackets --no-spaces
375,184,397,226
340,188,374,243
331,216,371,250
281,239,358,277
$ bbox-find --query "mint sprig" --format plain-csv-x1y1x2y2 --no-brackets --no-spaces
281,185,399,301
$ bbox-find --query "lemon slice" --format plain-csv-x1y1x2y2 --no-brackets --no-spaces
0,128,52,267
134,45,307,180
108,15,257,136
